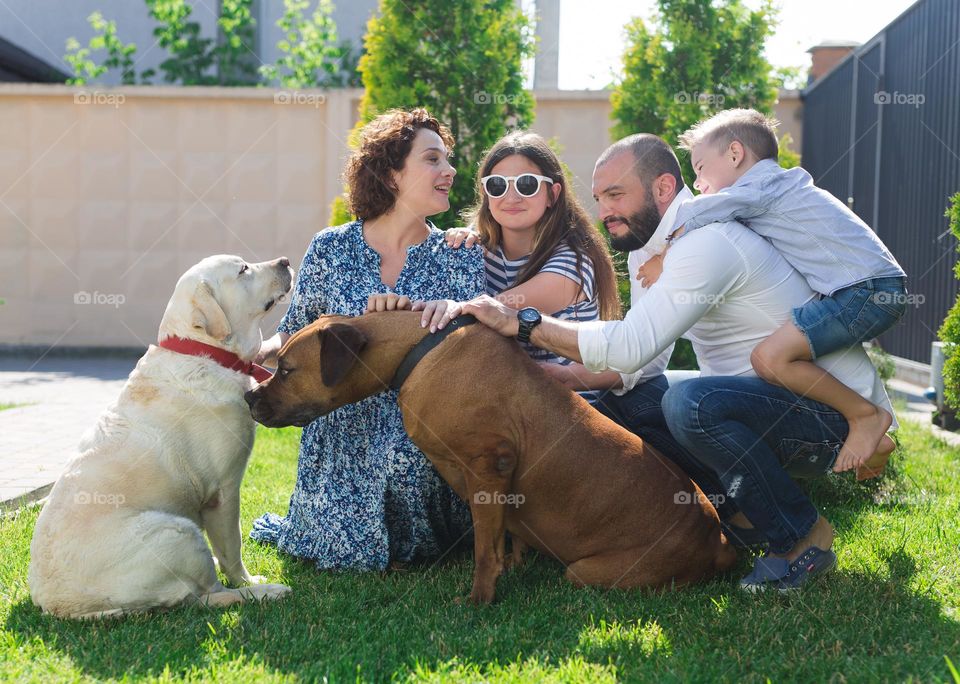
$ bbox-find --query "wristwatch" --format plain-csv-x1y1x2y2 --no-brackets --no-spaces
516,307,542,343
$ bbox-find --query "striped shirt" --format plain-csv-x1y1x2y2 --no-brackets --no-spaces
485,242,601,402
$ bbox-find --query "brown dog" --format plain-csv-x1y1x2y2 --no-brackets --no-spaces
245,311,736,603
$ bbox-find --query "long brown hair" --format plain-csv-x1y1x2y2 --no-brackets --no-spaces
465,132,621,320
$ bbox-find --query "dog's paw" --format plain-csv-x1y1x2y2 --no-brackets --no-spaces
239,583,292,602
468,583,496,605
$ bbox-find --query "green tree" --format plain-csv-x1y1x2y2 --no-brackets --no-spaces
778,131,801,169
352,0,535,227
64,12,137,85
260,0,354,88
64,0,257,85
611,0,780,184
937,193,960,409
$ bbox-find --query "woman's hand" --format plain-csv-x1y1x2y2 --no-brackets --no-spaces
365,293,414,313
444,227,481,249
411,299,459,333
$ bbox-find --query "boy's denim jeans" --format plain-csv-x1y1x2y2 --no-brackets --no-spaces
662,376,849,554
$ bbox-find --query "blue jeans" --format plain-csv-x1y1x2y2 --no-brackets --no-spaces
794,276,907,358
594,375,735,518
662,376,849,554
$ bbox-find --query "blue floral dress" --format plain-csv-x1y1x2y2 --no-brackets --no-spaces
251,220,485,570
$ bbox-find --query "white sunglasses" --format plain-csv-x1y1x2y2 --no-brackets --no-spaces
481,173,554,198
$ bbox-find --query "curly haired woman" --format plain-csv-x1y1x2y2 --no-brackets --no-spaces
250,109,484,570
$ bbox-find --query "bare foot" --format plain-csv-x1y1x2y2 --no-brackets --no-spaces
771,516,834,563
834,406,894,473
856,434,896,480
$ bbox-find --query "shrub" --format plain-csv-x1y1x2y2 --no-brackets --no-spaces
937,193,960,407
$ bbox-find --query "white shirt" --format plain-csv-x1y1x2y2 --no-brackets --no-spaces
611,189,691,393
578,192,897,423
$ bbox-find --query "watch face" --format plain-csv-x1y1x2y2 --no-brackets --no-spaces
519,307,541,323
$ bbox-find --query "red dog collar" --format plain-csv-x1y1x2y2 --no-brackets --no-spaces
158,336,272,383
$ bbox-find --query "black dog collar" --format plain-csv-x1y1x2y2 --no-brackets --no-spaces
389,315,477,390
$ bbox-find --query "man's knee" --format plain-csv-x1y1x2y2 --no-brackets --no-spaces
662,381,701,436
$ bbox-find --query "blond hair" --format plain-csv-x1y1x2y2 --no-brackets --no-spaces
678,108,780,160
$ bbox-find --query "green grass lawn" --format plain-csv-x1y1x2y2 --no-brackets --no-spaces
2,419,959,682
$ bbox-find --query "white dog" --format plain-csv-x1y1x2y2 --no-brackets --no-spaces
29,255,294,619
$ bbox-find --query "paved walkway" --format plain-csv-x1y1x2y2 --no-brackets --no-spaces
0,355,955,511
0,356,137,510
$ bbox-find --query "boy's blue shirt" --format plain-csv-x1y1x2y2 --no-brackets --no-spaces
672,159,905,295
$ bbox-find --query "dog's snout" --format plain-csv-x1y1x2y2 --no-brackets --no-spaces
278,257,290,268
244,388,259,408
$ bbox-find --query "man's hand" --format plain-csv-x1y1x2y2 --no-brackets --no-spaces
365,293,413,313
458,295,520,337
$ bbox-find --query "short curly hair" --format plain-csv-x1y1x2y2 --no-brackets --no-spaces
343,108,455,220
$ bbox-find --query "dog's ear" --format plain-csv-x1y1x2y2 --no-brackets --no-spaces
319,323,367,387
190,280,232,340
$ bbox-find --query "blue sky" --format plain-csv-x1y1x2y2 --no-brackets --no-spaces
556,0,920,89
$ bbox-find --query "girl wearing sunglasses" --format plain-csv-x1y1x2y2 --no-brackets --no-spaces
457,132,621,403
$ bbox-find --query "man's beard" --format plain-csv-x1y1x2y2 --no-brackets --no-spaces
605,201,662,253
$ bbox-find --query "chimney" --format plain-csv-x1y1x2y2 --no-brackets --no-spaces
807,40,860,84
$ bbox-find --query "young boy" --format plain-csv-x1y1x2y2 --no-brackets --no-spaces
663,108,906,480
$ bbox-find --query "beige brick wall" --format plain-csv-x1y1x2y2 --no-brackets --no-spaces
0,85,615,348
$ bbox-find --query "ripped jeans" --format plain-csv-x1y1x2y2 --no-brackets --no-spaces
662,376,849,554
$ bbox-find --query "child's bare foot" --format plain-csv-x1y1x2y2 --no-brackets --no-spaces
856,434,896,480
833,406,894,473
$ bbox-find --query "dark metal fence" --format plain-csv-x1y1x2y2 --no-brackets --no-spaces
801,0,960,363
